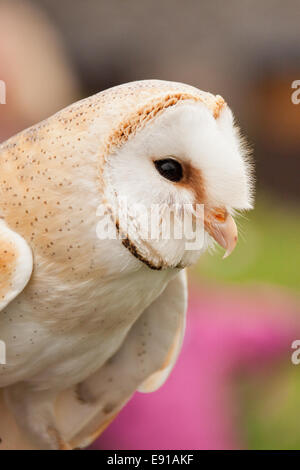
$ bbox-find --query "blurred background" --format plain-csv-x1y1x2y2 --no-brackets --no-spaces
0,0,299,450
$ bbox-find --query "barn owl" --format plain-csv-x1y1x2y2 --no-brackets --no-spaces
0,80,253,449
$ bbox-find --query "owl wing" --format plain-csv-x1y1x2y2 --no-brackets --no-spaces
55,269,187,448
0,219,33,311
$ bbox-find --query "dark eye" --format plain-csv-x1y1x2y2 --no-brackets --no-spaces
154,158,183,182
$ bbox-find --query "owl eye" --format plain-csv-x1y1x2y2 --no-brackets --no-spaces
154,158,183,182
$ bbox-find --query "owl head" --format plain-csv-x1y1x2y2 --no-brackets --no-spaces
93,80,254,270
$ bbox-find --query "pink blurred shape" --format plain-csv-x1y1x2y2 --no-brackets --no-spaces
90,285,300,450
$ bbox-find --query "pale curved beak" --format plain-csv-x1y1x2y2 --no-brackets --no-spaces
204,208,238,258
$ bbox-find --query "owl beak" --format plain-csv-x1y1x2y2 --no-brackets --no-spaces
204,207,238,258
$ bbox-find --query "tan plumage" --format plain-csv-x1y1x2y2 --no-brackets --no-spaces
0,80,252,449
